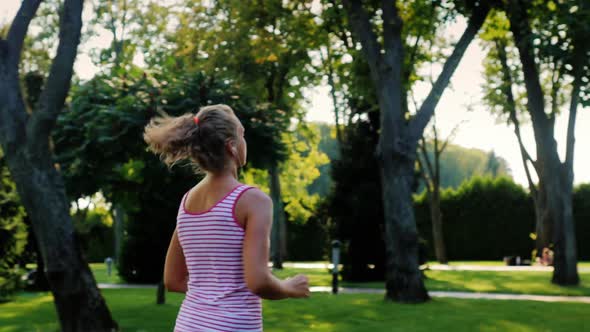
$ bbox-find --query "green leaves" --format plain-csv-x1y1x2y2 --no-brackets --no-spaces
0,151,28,301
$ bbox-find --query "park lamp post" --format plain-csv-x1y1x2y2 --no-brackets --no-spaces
331,240,341,294
104,257,113,277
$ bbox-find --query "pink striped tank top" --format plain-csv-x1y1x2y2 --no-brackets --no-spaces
175,184,262,332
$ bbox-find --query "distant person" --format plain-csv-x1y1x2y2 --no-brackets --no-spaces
144,104,309,331
540,247,554,266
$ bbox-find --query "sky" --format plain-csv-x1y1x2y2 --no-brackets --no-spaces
2,2,589,187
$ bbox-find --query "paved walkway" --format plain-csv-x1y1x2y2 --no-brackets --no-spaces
309,286,590,303
428,264,590,273
98,283,590,304
269,262,590,273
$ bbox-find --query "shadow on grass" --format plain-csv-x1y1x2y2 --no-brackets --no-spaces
2,290,589,332
424,270,590,296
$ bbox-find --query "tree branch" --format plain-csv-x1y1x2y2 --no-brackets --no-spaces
507,0,549,129
342,0,382,83
27,0,84,158
565,44,585,171
439,120,463,154
419,137,435,183
382,0,403,62
495,38,538,195
320,46,343,144
409,3,490,139
6,0,43,67
416,147,433,195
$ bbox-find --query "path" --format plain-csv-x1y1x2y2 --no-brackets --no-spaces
428,264,590,273
308,286,590,303
270,262,590,273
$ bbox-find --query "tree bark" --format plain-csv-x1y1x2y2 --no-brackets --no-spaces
381,156,429,302
0,0,118,330
418,134,447,264
430,188,447,264
113,204,125,262
533,183,552,256
507,0,579,285
553,31,584,285
269,163,286,269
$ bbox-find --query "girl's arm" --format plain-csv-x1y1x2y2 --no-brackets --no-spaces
241,189,309,300
163,229,189,293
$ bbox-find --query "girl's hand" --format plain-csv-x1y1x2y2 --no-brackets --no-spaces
282,274,310,298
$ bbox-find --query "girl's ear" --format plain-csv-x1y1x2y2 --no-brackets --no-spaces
226,139,238,156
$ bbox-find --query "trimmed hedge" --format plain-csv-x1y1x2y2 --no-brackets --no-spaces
415,177,535,260
415,177,590,261
574,184,590,260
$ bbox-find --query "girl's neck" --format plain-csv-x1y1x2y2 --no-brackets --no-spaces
204,168,239,184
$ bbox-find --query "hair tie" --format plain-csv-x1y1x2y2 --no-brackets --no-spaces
193,116,200,125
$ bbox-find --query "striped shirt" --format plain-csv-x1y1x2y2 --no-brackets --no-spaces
175,184,262,332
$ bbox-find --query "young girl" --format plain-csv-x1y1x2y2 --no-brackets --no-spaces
144,104,309,332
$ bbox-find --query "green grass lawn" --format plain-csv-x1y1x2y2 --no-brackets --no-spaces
342,270,590,296
90,263,124,284
89,263,590,297
269,266,590,297
1,289,588,332
443,261,590,268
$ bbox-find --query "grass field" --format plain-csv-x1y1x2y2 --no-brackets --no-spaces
90,263,590,297
1,289,589,332
447,261,590,268
270,266,590,297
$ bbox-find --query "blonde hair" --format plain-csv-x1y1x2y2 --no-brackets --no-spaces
143,104,237,173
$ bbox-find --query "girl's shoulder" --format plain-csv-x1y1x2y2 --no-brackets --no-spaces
236,185,272,212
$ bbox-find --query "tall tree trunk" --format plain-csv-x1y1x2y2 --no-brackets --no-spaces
430,188,447,264
381,156,430,302
6,156,118,331
418,134,448,265
269,163,285,269
0,1,117,330
545,158,578,285
33,233,50,291
534,183,552,256
113,204,125,262
552,32,584,284
495,38,552,257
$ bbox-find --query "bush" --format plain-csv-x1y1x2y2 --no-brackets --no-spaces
0,153,28,301
72,204,115,263
286,204,330,262
415,176,535,261
327,121,386,281
574,184,590,260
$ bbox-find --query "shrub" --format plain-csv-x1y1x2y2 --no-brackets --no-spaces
0,153,28,301
415,176,535,261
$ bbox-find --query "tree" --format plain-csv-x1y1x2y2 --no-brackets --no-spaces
342,0,491,302
417,117,462,264
54,68,287,282
176,0,321,269
328,118,387,281
242,123,330,225
0,0,117,330
481,10,552,263
482,1,590,285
